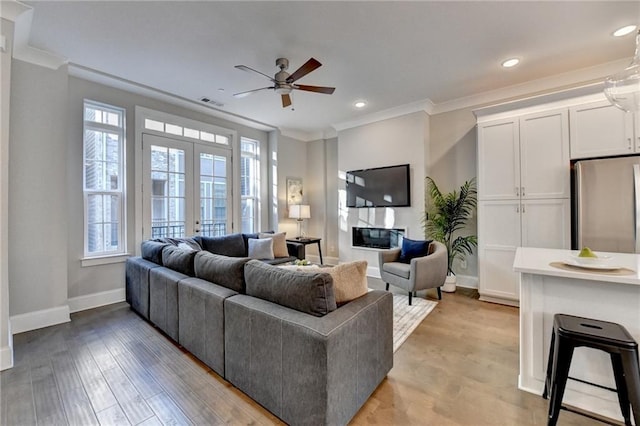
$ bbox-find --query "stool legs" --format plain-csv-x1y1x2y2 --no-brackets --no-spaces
620,349,640,425
547,336,574,426
610,354,632,426
543,330,555,400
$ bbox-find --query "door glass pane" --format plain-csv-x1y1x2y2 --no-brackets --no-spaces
150,144,186,239
199,153,227,237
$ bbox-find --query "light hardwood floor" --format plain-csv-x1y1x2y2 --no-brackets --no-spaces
1,281,606,426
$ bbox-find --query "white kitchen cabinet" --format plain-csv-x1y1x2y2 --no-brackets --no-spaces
569,100,637,159
478,199,570,306
478,109,570,201
477,109,570,306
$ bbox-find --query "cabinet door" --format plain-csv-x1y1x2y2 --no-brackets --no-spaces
520,110,570,199
521,199,570,249
478,119,520,200
636,112,640,152
569,100,634,159
478,201,521,303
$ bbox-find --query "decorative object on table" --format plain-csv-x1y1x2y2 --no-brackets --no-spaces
286,177,303,206
289,204,310,237
423,177,477,293
294,258,312,266
604,29,640,112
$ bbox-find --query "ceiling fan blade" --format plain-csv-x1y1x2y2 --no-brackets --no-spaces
286,58,322,83
233,87,274,98
294,84,335,95
234,65,275,82
281,94,292,108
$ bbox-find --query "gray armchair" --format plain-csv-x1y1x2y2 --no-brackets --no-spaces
378,241,448,305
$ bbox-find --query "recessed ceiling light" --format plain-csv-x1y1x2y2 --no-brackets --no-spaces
613,25,637,37
354,101,367,108
501,58,520,68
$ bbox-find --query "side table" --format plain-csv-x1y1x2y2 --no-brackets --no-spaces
286,237,323,264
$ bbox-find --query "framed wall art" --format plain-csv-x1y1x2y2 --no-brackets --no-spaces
286,177,303,206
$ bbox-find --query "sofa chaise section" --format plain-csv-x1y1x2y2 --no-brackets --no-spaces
224,260,393,425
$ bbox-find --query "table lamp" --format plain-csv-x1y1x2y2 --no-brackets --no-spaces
289,204,310,238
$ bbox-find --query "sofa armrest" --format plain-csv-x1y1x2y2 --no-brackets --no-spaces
286,240,305,259
224,290,393,425
410,241,448,289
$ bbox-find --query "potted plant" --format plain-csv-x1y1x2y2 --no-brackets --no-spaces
422,177,477,292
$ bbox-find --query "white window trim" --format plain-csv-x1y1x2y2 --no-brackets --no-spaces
83,100,127,260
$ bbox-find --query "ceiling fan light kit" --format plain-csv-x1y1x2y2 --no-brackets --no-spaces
234,57,336,108
604,29,640,113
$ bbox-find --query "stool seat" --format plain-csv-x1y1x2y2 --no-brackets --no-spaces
556,315,638,349
544,314,640,426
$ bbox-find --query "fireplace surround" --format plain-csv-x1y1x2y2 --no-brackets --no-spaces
352,227,405,249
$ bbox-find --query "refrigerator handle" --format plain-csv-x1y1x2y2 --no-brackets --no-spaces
634,165,640,254
576,162,584,249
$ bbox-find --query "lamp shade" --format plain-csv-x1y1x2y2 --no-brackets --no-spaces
289,204,311,220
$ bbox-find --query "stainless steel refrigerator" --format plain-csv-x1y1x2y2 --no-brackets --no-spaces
574,155,640,253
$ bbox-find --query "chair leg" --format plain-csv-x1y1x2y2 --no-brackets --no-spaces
548,337,574,426
385,283,389,291
413,291,417,297
619,349,640,426
437,287,442,300
610,353,632,426
408,291,412,305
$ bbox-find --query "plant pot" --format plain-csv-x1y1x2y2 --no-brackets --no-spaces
442,275,457,293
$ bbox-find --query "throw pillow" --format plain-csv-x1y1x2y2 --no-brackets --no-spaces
248,238,274,260
327,260,369,305
259,232,289,258
399,238,432,263
244,260,337,317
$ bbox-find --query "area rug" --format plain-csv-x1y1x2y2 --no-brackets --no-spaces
393,295,437,352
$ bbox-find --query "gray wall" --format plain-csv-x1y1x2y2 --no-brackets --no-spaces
276,134,308,237
429,107,478,278
9,59,69,316
1,18,14,369
337,111,430,271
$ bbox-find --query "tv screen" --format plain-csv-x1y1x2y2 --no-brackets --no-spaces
345,164,411,208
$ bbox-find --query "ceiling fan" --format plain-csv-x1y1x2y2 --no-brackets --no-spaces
233,57,336,108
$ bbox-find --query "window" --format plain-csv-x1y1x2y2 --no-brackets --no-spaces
240,138,260,233
83,100,126,257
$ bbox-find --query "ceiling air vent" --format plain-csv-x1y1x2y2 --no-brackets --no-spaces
199,97,224,108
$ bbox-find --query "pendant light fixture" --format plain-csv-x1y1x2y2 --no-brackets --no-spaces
604,29,640,112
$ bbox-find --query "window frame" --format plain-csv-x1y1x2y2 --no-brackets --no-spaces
240,137,260,233
83,100,127,260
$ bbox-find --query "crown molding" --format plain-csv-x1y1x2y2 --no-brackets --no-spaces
432,58,630,115
69,63,277,133
332,99,434,132
279,128,324,142
0,0,30,22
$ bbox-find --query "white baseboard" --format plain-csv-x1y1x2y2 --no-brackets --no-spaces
307,254,339,266
10,305,70,335
0,325,13,371
456,274,478,289
68,288,125,313
368,266,381,279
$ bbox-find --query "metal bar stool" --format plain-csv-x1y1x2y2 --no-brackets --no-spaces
543,314,640,426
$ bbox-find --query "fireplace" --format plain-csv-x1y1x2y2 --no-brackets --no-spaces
352,227,405,249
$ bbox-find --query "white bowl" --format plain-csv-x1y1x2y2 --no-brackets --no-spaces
570,253,612,266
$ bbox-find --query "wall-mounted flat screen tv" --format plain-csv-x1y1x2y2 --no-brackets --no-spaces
345,164,411,208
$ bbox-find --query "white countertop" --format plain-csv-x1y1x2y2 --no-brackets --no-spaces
513,247,640,286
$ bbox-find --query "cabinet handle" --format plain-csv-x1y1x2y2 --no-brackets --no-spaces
516,206,519,213
521,186,525,196
522,205,526,213
629,138,633,149
515,187,519,196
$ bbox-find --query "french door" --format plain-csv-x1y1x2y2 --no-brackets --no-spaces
142,133,232,240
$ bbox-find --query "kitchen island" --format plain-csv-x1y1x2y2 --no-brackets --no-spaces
514,247,640,422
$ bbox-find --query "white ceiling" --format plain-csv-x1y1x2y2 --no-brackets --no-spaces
15,1,640,138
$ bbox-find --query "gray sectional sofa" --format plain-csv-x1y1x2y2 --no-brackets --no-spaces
125,232,393,425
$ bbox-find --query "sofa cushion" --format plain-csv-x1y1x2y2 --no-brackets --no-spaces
399,238,432,263
194,251,250,293
197,233,246,257
248,238,274,260
259,232,289,258
141,241,170,265
162,245,198,276
244,260,336,317
327,261,369,305
242,233,260,256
